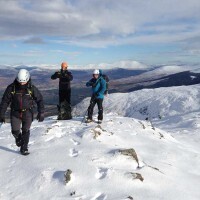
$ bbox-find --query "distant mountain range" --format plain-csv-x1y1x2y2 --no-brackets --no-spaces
110,70,200,93
0,64,200,117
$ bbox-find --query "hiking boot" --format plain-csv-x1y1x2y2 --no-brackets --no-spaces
20,130,30,155
97,120,102,124
20,147,29,156
85,118,93,123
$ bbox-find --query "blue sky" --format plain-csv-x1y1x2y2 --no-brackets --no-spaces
0,0,200,68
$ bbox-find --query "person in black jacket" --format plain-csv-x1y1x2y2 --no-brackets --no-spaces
0,69,44,155
51,62,73,120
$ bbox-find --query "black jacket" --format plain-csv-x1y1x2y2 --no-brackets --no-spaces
51,70,73,91
0,80,44,118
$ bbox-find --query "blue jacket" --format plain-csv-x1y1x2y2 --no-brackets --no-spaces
86,71,106,99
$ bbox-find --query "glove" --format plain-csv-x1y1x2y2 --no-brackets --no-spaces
37,113,44,122
61,70,67,76
64,74,71,81
95,92,99,98
91,82,96,87
0,117,5,123
61,72,65,76
86,82,95,87
56,72,62,78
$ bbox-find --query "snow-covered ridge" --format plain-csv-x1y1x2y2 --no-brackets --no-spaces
3,62,199,72
74,84,200,145
0,114,199,200
1,84,200,199
74,84,200,120
1,60,148,70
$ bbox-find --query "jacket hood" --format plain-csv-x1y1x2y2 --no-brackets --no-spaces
99,69,103,76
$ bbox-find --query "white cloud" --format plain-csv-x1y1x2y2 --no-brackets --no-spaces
0,0,200,48
22,60,148,70
98,60,148,70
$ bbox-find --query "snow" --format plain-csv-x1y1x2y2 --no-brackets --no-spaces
190,75,197,80
74,85,200,120
1,85,200,199
137,65,196,77
96,60,148,70
150,65,186,74
75,85,200,146
2,60,148,71
0,115,199,199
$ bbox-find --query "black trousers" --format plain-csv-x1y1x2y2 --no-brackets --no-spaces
11,111,33,150
59,89,71,105
87,96,103,120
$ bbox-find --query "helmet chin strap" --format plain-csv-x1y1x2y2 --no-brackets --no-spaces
19,82,28,85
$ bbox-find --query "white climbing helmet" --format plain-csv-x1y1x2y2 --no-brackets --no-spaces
93,69,100,75
17,69,30,83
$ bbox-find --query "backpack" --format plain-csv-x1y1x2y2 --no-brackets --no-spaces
91,74,110,95
101,74,109,95
11,82,34,99
10,82,35,112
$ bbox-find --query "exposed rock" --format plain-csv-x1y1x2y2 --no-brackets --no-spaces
91,125,113,139
45,127,52,134
91,126,102,139
119,148,140,167
158,132,164,139
138,121,146,129
143,161,164,174
70,191,76,196
64,169,72,184
130,172,144,182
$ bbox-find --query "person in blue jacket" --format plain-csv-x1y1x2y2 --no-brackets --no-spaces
86,69,106,124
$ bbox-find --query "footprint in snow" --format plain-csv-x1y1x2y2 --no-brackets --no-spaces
11,158,16,164
71,127,77,132
74,195,87,200
7,143,18,151
70,138,80,145
37,168,54,191
95,167,109,179
7,169,11,172
8,158,16,168
29,141,35,146
69,148,80,157
91,193,107,200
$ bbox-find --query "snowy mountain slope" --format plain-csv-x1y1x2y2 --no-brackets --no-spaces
0,114,200,200
74,84,200,130
74,84,200,153
110,65,197,84
147,65,198,76
106,65,200,94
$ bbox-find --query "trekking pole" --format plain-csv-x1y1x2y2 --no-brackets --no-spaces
81,109,88,125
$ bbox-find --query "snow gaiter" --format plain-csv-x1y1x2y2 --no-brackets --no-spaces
12,130,22,147
21,130,30,150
